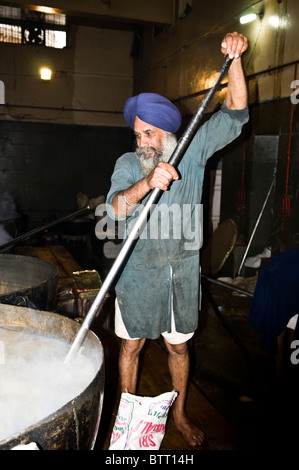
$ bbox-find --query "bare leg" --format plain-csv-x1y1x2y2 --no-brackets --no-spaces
119,338,146,393
164,338,204,447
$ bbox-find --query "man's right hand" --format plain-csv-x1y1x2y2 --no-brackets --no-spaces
112,162,179,218
145,162,179,191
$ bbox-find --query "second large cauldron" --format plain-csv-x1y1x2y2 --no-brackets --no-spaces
0,254,58,310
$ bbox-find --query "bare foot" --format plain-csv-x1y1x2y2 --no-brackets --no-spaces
172,414,204,447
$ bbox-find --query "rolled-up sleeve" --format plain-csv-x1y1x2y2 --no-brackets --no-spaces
106,153,138,221
188,101,249,167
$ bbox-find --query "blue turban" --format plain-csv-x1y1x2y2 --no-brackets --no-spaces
124,92,181,133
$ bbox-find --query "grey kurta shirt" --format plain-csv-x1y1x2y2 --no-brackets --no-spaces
106,102,249,339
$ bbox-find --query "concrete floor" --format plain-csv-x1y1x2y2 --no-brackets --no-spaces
90,268,298,451
59,236,298,451
92,327,250,451
19,236,298,451
96,262,299,451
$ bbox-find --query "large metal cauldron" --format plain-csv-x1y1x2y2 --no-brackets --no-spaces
0,254,58,311
0,304,104,450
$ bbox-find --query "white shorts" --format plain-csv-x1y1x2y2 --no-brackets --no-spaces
114,299,194,345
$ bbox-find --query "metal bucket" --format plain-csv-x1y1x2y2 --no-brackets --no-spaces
0,304,104,450
0,254,58,310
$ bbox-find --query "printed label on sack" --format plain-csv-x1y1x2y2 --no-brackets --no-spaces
109,391,178,450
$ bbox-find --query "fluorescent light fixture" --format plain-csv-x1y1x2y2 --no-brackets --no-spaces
240,13,257,24
239,1,264,25
40,67,52,80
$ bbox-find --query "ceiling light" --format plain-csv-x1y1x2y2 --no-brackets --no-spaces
40,67,52,80
239,1,264,25
35,6,56,14
240,13,257,24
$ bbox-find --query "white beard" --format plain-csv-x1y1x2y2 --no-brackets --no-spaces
136,134,177,176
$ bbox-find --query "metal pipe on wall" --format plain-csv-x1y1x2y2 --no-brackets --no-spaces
173,59,299,104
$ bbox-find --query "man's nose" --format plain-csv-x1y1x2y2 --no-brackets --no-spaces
139,135,149,147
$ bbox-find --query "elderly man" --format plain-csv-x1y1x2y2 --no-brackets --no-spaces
106,32,249,447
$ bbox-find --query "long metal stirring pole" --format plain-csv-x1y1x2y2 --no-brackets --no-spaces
0,206,91,252
237,169,276,276
65,56,233,363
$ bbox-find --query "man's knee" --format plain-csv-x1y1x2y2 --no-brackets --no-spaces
164,339,188,356
121,338,146,357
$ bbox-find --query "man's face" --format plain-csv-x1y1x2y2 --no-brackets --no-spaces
134,116,166,158
133,116,177,176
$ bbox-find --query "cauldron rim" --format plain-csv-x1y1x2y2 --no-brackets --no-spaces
0,254,58,296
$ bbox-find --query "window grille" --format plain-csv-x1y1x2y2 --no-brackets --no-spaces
0,5,68,49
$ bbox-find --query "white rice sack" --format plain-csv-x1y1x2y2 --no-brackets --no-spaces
109,390,178,450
